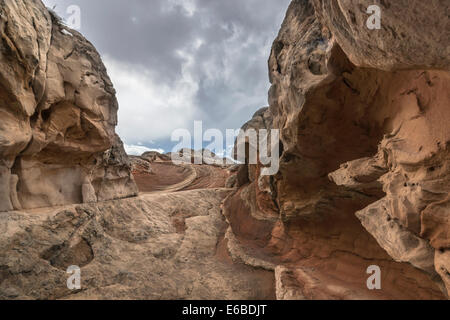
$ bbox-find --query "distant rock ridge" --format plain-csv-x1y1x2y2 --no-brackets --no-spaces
224,0,450,299
0,0,137,212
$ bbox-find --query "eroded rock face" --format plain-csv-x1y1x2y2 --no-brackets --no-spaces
0,189,274,300
130,151,231,193
0,149,275,299
312,0,450,71
225,0,449,299
0,0,137,211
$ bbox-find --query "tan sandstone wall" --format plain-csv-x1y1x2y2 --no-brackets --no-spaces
0,0,138,212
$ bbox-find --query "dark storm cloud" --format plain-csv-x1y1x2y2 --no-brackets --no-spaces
43,0,291,153
45,0,197,81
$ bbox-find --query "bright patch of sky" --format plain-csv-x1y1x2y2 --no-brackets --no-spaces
43,0,291,154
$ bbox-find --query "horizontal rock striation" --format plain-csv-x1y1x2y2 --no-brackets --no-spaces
0,0,137,212
130,151,231,193
225,0,450,299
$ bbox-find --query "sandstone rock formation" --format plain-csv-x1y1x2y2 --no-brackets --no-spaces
0,0,449,301
0,188,274,300
131,151,231,193
0,147,274,299
0,1,274,300
313,0,450,71
0,0,137,212
224,0,450,299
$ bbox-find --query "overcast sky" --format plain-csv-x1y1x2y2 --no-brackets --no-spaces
43,0,291,155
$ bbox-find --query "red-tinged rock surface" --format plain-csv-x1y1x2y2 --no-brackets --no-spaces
224,0,450,299
130,151,231,193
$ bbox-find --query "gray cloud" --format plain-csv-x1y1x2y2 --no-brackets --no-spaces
43,0,291,152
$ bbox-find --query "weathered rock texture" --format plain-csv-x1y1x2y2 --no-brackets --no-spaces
1,0,449,301
0,1,274,300
0,152,274,299
0,189,275,300
224,0,450,299
0,0,137,212
131,151,231,193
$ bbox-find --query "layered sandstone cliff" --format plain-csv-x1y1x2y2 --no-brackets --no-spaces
225,0,450,299
0,0,137,212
